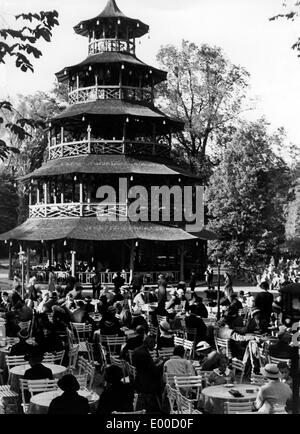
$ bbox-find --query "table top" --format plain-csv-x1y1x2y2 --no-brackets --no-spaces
201,384,259,401
30,389,99,408
9,363,67,376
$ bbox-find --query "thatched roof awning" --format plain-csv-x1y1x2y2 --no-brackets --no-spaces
56,52,166,84
0,218,198,242
20,155,200,181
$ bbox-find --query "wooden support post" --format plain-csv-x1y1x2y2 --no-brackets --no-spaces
76,74,79,89
60,126,64,144
37,186,40,204
8,242,13,280
123,121,126,153
71,250,76,277
119,69,122,99
79,181,83,217
26,246,30,283
129,241,136,285
87,125,91,153
179,244,187,282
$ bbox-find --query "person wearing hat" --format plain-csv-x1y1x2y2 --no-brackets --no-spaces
185,304,207,342
99,305,124,336
9,329,34,356
163,346,195,382
254,364,292,413
24,347,53,380
133,287,146,308
130,308,148,333
157,320,174,349
120,325,146,361
96,365,134,414
268,329,293,359
195,341,220,371
48,374,90,414
246,308,269,334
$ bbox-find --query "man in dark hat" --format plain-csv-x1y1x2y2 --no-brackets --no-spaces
48,374,90,414
24,348,53,380
91,271,102,300
10,329,34,356
120,325,146,361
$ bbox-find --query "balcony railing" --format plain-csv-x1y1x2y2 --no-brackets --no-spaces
29,202,128,219
68,85,153,105
88,38,135,55
48,139,170,160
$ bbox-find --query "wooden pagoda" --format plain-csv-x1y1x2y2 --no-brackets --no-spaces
0,0,216,286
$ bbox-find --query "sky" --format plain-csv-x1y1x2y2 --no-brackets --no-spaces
1,0,300,146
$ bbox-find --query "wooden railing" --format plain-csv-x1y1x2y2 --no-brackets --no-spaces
29,203,128,219
68,85,153,105
48,139,170,160
88,38,135,55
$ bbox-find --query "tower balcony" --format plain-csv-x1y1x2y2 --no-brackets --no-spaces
68,85,153,105
88,38,135,55
48,139,170,161
29,202,128,219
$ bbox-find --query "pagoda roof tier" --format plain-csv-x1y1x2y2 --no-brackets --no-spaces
56,52,166,85
0,218,203,242
20,155,199,181
51,100,183,131
74,0,149,39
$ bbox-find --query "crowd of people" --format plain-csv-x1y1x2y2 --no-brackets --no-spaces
0,266,296,414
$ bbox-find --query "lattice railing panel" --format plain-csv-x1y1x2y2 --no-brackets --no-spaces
68,86,153,105
88,39,134,55
29,203,128,219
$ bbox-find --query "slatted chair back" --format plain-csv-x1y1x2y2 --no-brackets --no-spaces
74,374,88,389
66,328,77,348
99,334,118,345
18,320,31,331
157,315,167,324
86,341,101,368
273,404,287,414
158,348,174,359
106,336,127,357
174,375,203,402
231,358,246,383
127,349,134,364
70,323,93,343
258,346,268,366
19,379,30,414
97,343,108,373
194,369,212,387
126,362,137,384
214,337,232,359
268,356,291,367
165,384,180,414
78,356,95,390
6,355,26,370
68,344,79,372
182,339,194,359
43,350,65,365
112,410,146,414
148,325,158,336
110,356,127,381
27,379,58,396
184,328,197,344
174,336,185,347
224,401,254,414
164,371,176,386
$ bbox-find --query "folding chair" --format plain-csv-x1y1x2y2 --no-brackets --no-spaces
224,401,254,414
86,341,101,369
70,323,93,353
27,379,58,396
78,356,95,390
74,373,88,389
126,362,137,384
158,348,174,359
214,337,232,359
19,379,30,414
165,384,180,414
106,336,126,357
157,315,167,324
268,356,291,367
174,375,203,403
6,337,19,346
250,373,268,386
6,355,26,384
18,320,31,331
176,390,200,414
43,350,65,365
68,344,79,372
110,355,127,381
231,358,246,383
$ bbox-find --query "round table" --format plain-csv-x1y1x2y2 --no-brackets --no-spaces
9,363,67,393
28,389,99,414
200,384,259,414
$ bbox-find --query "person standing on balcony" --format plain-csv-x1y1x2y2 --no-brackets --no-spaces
91,270,102,300
204,265,214,290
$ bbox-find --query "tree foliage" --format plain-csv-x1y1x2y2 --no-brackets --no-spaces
270,1,300,55
156,40,250,181
0,172,19,235
206,119,295,269
0,10,59,161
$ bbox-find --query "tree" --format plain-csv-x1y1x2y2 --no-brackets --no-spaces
270,1,300,55
0,172,19,235
156,40,250,180
0,10,59,160
206,118,294,269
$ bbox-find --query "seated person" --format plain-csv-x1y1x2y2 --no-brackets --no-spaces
217,318,253,359
96,365,134,414
35,323,64,354
10,329,34,356
24,347,53,380
0,291,11,312
120,325,146,361
189,295,208,319
61,293,76,310
185,305,207,342
268,329,293,359
208,355,235,386
84,296,95,314
70,300,95,326
118,301,132,329
278,361,293,389
194,341,220,371
157,320,174,349
254,364,292,413
130,308,148,334
163,346,195,382
48,375,89,414
246,308,269,335
226,293,243,317
99,306,124,336
133,288,146,308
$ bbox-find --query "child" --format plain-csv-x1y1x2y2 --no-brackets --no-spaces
208,355,235,386
278,361,293,389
